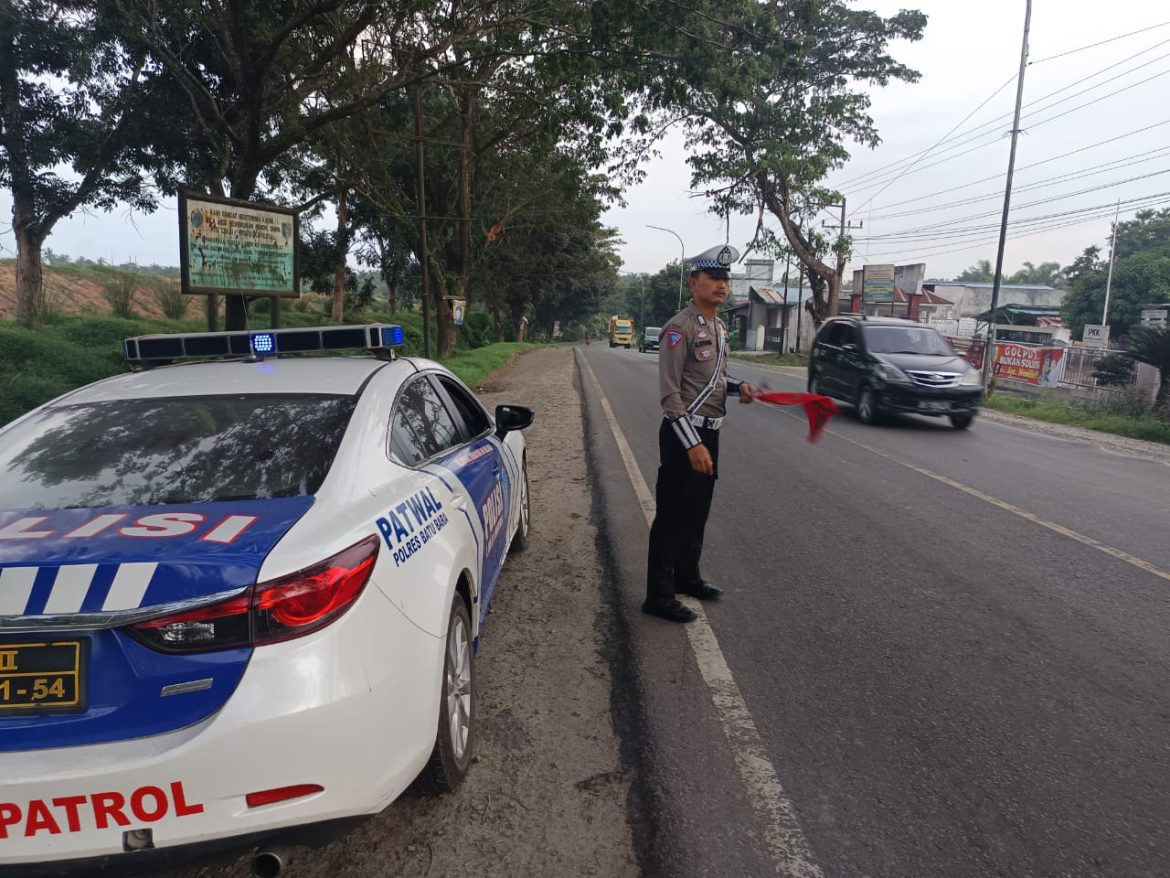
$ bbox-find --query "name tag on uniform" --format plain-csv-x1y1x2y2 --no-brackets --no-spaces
695,339,712,348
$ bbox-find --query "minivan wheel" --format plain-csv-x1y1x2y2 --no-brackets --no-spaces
950,413,974,430
808,372,821,395
857,387,879,425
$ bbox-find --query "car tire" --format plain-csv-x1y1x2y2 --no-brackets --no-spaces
418,595,476,794
950,413,974,430
808,371,822,395
510,456,530,552
857,386,879,425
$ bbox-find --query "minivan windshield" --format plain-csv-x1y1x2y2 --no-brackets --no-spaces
646,327,661,338
0,394,356,510
863,325,955,357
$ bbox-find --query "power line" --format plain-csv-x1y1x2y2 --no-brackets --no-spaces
865,152,1170,223
860,190,1170,246
840,41,1170,193
860,194,1170,263
859,119,1170,216
1030,19,1170,64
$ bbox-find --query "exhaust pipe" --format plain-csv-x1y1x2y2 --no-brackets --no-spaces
252,846,291,878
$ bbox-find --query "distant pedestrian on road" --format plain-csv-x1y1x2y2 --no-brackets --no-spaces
643,244,755,623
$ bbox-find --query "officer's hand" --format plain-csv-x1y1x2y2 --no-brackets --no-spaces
738,383,756,405
687,443,714,476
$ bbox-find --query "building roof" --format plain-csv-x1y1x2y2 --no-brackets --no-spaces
973,304,1064,325
925,281,1057,291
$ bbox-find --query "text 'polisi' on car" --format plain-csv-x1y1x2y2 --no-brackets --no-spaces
807,315,984,429
0,324,534,877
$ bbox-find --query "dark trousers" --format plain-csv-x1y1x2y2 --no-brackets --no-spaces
645,418,719,604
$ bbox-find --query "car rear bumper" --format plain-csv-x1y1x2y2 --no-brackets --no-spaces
0,591,441,874
875,383,983,415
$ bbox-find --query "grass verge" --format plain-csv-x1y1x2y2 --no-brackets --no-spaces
0,311,536,427
985,394,1170,445
728,352,810,368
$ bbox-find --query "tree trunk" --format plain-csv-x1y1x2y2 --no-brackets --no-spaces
428,255,456,357
332,188,348,322
14,204,45,326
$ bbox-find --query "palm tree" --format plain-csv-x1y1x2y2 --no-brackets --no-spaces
1127,326,1170,409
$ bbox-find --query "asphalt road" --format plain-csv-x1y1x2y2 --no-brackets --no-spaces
579,344,1170,878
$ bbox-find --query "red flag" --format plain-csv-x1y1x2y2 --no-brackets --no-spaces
755,392,839,443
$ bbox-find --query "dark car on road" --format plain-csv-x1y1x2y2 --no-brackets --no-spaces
807,316,984,429
639,326,662,353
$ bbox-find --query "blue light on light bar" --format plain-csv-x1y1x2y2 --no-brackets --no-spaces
124,323,407,363
251,333,275,355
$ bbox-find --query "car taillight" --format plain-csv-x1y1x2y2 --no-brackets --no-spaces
127,536,379,653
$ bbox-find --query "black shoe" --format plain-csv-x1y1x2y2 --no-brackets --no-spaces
641,599,698,623
676,579,723,600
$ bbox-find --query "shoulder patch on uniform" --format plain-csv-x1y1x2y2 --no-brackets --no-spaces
666,329,684,350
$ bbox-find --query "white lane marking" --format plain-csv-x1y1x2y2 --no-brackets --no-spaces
577,350,823,878
761,405,1170,585
0,567,38,615
103,562,158,611
43,565,98,614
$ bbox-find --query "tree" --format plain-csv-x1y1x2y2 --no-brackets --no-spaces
109,0,507,330
1062,211,1170,341
1008,260,1063,287
1127,326,1170,409
954,260,994,283
0,0,162,325
633,0,926,326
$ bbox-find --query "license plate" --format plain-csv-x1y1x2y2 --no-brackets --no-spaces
0,641,86,715
919,400,951,412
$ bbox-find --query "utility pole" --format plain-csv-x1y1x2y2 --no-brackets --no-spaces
822,200,863,318
982,0,1032,389
647,224,686,311
639,274,645,329
414,84,431,359
1102,198,1121,327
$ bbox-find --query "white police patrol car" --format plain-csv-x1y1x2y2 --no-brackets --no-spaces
0,325,533,876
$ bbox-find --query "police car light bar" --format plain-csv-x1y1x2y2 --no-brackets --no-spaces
123,324,405,363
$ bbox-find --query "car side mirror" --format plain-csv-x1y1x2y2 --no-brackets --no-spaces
495,404,534,438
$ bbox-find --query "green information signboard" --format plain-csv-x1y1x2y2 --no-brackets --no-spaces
179,192,300,297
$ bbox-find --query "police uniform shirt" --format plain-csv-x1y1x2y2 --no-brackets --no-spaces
658,303,739,449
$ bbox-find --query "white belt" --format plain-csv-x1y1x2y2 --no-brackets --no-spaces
687,414,724,430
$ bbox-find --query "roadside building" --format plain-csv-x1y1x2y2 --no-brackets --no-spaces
726,284,816,353
730,258,775,306
920,281,1066,320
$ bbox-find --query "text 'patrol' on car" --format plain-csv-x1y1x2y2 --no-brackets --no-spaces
0,324,533,877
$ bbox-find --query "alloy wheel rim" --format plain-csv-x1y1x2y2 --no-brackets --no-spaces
520,469,530,533
860,391,873,419
445,614,472,760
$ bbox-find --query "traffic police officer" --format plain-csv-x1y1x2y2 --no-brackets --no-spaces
644,243,756,623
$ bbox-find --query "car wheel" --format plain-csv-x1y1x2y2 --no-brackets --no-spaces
950,413,974,430
418,595,475,794
857,386,879,425
510,456,530,552
808,371,822,395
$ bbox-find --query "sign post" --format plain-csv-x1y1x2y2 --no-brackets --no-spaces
179,192,299,330
1082,324,1110,350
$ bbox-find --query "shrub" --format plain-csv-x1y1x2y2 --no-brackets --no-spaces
150,280,189,320
1091,353,1135,387
101,274,136,318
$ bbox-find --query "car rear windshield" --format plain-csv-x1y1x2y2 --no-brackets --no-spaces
863,326,956,356
0,394,357,510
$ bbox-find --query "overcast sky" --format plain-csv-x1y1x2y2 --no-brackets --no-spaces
3,0,1167,283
